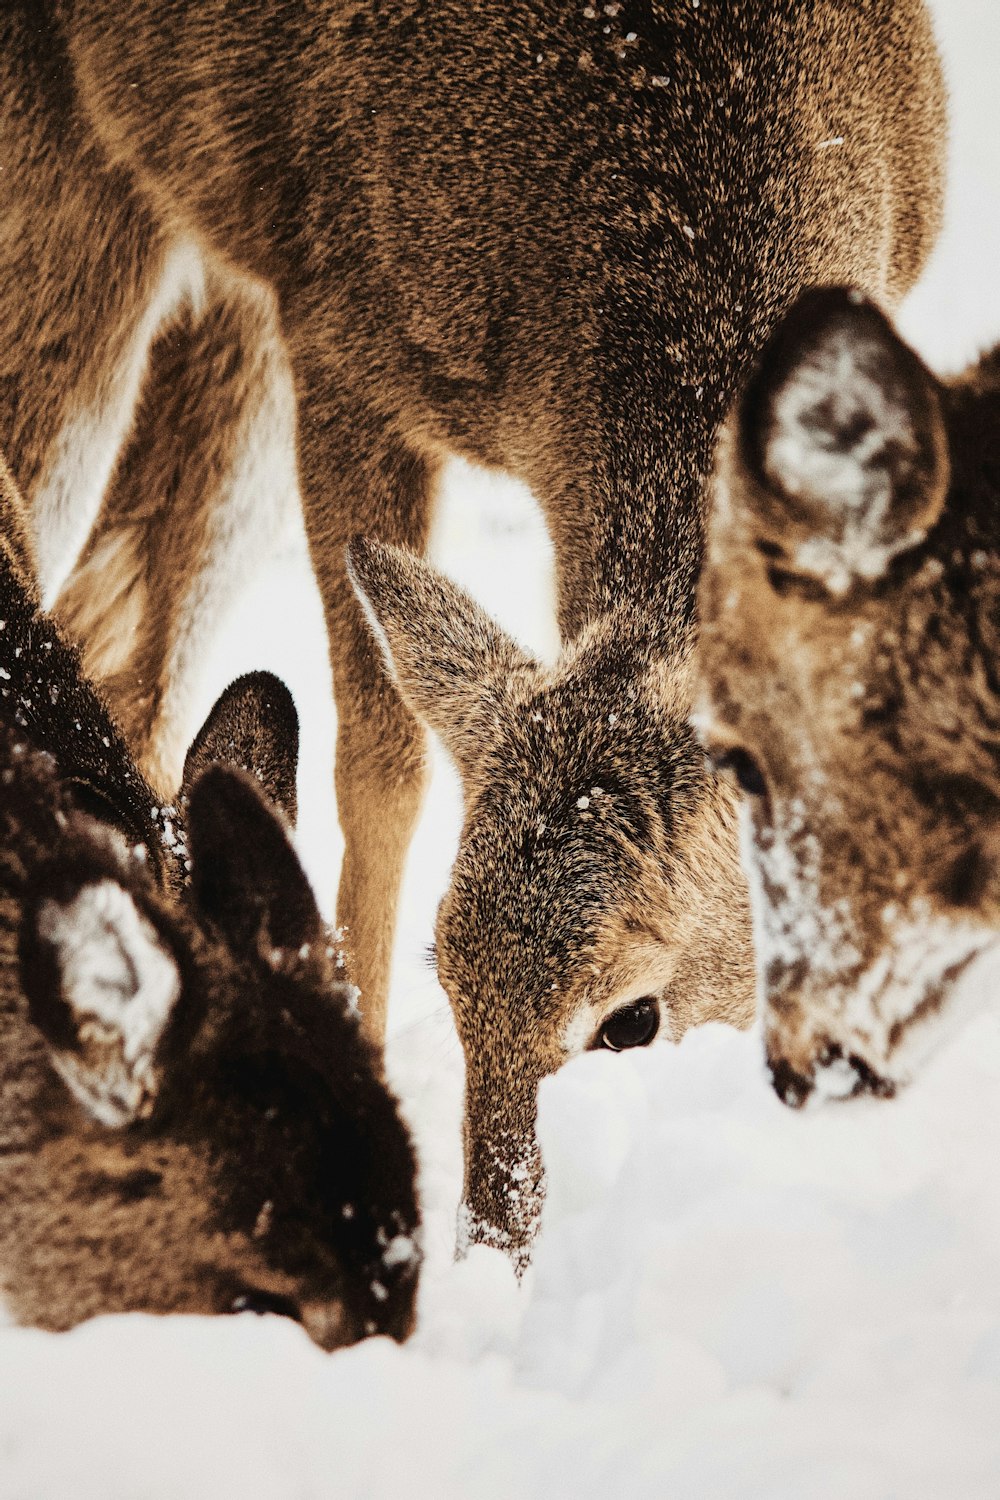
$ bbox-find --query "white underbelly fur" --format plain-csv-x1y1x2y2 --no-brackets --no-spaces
33,237,207,606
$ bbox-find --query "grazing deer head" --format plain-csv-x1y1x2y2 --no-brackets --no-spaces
350,537,753,1266
697,288,1000,1104
0,539,420,1344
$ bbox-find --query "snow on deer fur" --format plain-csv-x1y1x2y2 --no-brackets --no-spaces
0,534,419,1347
3,1,1000,1495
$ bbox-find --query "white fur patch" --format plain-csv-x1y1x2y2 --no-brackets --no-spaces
766,327,924,593
742,798,995,1084
38,880,180,1127
34,238,207,604
560,1003,600,1058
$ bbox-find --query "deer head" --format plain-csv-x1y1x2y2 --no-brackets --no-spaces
3,673,420,1345
350,537,753,1267
697,287,1000,1104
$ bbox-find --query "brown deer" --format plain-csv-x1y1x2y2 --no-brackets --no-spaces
0,528,420,1344
0,1,945,1264
696,287,1000,1108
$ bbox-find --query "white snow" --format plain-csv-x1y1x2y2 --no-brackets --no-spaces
5,3,1000,1496
7,1017,1000,1498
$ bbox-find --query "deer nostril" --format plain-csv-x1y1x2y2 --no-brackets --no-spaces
846,1053,896,1099
935,843,993,911
767,1053,814,1108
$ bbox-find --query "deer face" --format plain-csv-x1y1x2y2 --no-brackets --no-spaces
350,540,754,1268
696,288,1000,1105
5,688,420,1347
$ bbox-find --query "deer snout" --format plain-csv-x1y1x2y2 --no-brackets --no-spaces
457,1158,545,1277
457,1116,545,1275
766,1037,896,1108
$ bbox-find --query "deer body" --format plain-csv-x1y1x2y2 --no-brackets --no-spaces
0,497,419,1343
0,2,945,1259
698,291,1000,1107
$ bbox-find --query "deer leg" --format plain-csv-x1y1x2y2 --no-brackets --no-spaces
308,434,437,1046
59,268,300,798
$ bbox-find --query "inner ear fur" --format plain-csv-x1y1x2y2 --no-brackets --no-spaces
347,536,536,767
733,287,949,592
21,842,182,1128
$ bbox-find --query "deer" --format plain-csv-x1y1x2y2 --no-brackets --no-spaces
0,505,420,1345
0,0,945,1266
695,286,1000,1109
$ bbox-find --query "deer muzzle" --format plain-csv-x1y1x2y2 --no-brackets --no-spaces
457,1072,546,1275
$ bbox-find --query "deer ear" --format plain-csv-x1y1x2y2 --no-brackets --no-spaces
186,765,322,960
732,287,949,593
347,538,535,766
182,673,299,824
21,871,181,1127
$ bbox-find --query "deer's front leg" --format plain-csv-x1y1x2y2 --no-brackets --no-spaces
57,269,301,799
301,406,438,1044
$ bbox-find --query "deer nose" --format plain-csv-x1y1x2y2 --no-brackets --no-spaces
300,1298,352,1351
766,1052,814,1107
813,1042,896,1101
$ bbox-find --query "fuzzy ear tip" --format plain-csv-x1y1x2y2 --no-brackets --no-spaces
783,283,882,327
220,670,298,736
346,538,423,625
232,668,296,707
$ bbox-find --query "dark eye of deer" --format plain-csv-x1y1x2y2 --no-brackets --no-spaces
230,1290,303,1323
595,997,660,1051
714,747,768,798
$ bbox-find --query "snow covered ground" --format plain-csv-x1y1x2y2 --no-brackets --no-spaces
4,3,1000,1496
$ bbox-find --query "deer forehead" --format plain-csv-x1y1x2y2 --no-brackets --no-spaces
703,565,888,737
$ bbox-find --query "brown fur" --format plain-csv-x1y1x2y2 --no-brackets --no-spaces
0,534,419,1342
0,2,945,1255
697,289,1000,1105
352,546,753,1261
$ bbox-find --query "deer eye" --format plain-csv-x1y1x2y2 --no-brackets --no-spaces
230,1290,303,1323
594,997,660,1051
711,747,768,798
